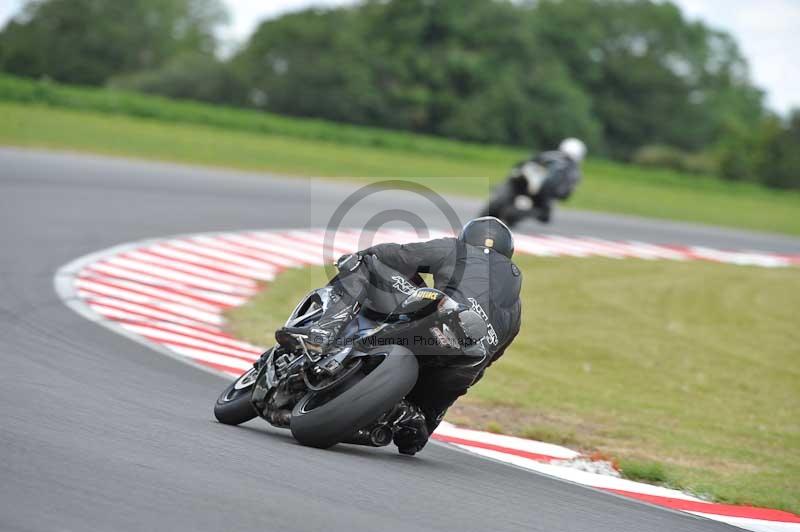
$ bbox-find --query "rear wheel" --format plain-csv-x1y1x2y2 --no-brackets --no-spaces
290,346,419,449
214,366,259,425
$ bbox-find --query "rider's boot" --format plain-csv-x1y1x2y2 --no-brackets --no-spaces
391,400,431,456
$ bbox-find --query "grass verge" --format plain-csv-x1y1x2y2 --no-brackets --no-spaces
1,86,800,234
226,257,800,513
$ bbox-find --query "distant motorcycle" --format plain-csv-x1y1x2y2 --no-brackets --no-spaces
481,139,586,227
480,161,557,227
213,274,487,449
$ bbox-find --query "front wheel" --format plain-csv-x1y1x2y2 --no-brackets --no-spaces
479,189,519,228
290,346,419,449
479,198,501,219
214,366,259,425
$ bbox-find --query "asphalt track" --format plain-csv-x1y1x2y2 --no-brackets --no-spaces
2,147,798,532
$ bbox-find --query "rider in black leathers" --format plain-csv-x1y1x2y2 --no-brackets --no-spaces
277,217,522,455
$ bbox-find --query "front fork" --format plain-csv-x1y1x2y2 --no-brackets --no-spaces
251,350,293,427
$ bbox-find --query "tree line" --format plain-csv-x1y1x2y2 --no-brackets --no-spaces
1,0,797,189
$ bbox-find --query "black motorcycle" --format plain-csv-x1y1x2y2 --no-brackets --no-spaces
213,274,488,449
481,158,579,227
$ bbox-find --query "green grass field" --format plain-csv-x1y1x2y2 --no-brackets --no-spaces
226,258,800,514
1,75,799,235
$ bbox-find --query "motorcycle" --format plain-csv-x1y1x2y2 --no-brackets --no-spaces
213,273,488,450
481,160,579,227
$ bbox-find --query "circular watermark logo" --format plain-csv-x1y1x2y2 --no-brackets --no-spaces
319,180,472,356
312,180,494,364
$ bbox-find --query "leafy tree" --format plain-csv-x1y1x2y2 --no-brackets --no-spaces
234,0,764,154
232,8,379,125
717,110,800,189
758,111,800,189
235,0,601,149
0,0,227,85
717,118,765,182
359,0,600,147
3,0,773,174
529,0,764,157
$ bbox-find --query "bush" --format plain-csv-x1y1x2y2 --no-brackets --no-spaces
717,120,764,182
632,144,717,175
759,111,800,189
108,53,249,107
682,152,719,175
718,111,800,189
633,145,687,170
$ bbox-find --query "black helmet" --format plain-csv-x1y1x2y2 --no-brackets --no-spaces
458,216,514,258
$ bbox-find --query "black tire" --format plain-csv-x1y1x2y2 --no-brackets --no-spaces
290,346,419,449
480,198,519,228
214,367,258,426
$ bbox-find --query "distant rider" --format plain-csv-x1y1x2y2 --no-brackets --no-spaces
277,217,522,455
481,137,587,226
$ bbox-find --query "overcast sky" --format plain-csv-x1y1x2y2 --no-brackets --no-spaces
1,0,797,114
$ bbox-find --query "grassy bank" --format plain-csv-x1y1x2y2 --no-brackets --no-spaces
0,73,516,162
226,258,800,514
1,75,799,235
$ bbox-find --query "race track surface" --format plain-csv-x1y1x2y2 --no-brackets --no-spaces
2,147,795,532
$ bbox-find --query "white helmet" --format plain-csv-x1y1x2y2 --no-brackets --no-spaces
559,137,587,162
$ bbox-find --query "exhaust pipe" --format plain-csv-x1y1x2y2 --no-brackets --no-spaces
344,424,394,447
